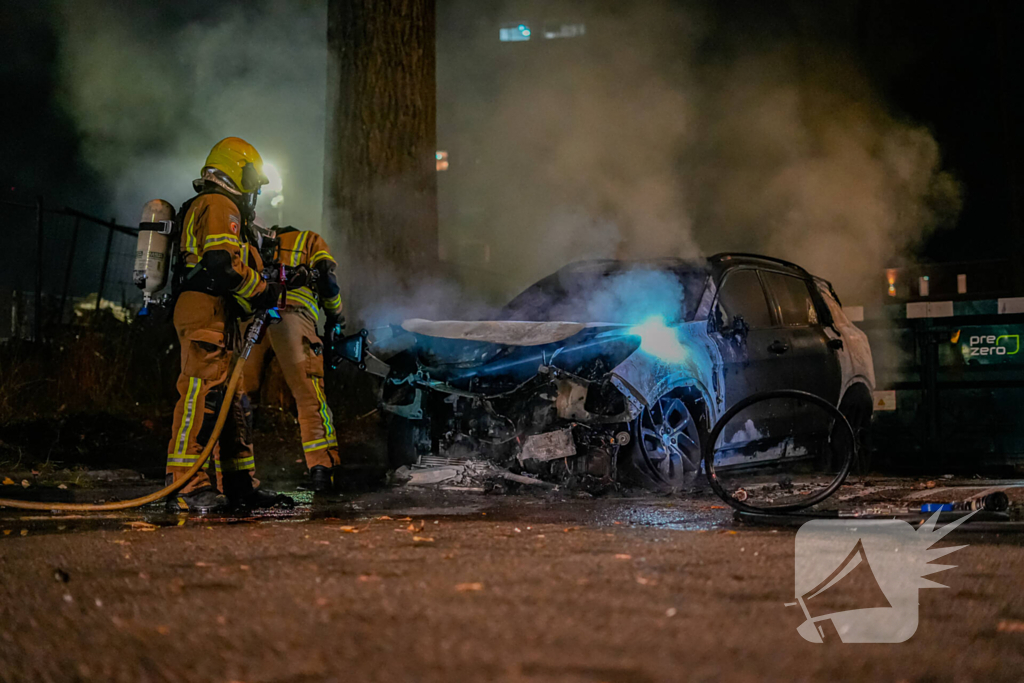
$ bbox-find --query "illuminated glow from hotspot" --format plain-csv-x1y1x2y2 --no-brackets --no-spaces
629,315,687,363
263,162,284,194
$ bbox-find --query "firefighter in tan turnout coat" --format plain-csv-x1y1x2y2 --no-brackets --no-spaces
243,225,344,493
165,137,294,513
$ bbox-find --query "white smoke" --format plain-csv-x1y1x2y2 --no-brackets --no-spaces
437,0,960,307
54,0,328,234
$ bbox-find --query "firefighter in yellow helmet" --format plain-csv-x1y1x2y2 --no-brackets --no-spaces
165,137,297,513
243,223,344,493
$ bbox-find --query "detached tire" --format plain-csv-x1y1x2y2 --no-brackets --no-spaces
387,415,430,469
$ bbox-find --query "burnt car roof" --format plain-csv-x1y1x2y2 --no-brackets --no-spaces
707,252,812,277
552,257,705,274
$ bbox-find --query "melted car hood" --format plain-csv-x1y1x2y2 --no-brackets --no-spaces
401,319,619,347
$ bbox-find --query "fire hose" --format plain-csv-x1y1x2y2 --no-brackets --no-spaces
0,312,271,512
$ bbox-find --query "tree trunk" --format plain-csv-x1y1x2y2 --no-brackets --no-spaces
324,0,438,319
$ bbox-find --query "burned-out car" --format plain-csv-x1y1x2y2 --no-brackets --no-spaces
376,254,875,489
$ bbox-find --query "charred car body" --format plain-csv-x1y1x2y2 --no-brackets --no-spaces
377,254,875,489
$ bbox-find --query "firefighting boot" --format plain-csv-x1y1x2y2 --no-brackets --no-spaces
222,472,296,510
165,486,229,514
309,465,334,494
240,487,296,509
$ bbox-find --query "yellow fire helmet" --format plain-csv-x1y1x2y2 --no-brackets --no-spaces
202,137,269,194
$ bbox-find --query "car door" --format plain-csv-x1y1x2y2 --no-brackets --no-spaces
758,270,843,440
709,267,787,449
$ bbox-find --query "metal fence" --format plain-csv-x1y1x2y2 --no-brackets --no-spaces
0,197,139,341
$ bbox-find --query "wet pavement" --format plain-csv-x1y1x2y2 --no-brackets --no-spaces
2,480,1024,681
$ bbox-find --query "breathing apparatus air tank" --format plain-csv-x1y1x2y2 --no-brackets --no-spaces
133,199,176,315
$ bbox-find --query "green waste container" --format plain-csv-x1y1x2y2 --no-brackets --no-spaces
858,299,1024,472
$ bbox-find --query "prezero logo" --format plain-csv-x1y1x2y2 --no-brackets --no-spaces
963,333,1019,358
787,511,975,643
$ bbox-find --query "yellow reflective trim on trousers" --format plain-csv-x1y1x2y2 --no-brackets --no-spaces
302,437,337,452
222,456,255,472
167,454,199,466
311,378,334,439
173,377,203,454
310,250,335,266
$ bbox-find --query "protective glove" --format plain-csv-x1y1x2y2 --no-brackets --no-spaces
252,282,286,311
286,265,311,289
323,315,346,370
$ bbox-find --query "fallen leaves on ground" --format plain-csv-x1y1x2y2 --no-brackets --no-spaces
358,574,381,582
339,526,360,533
376,515,393,521
635,575,657,586
563,526,580,533
455,582,483,592
998,620,1024,633
124,521,158,532
412,536,435,543
615,554,632,560
1,477,14,486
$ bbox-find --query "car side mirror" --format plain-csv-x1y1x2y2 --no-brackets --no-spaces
722,314,749,342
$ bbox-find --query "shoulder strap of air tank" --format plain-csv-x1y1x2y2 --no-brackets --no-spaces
175,196,198,235
169,194,202,299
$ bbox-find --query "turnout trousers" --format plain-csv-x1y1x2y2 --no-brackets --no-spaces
243,308,339,471
166,292,259,494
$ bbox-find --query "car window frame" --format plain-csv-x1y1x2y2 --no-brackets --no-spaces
758,268,830,329
707,266,776,334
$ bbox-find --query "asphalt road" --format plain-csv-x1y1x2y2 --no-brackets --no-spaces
1,489,1023,683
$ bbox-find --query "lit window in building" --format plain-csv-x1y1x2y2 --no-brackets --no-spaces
543,22,586,39
499,24,531,42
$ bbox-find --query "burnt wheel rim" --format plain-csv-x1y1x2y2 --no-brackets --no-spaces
639,397,701,480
